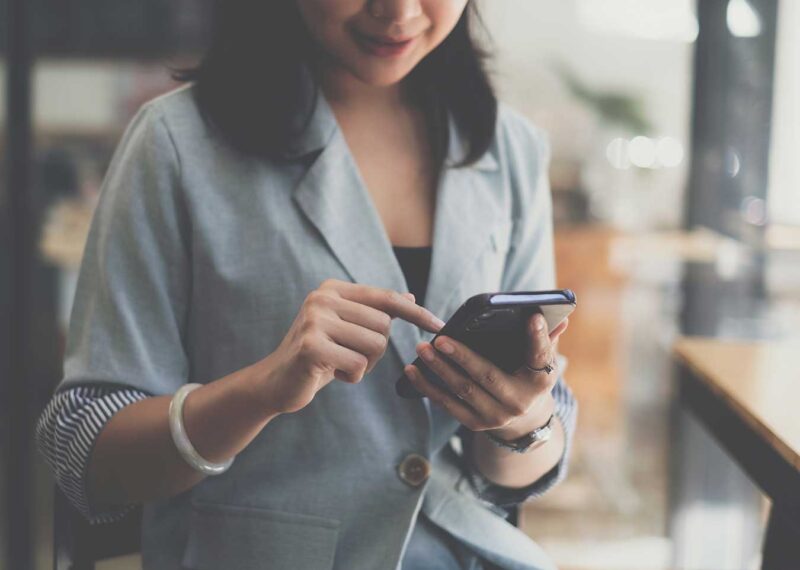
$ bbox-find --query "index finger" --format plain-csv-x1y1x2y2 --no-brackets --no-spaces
336,282,445,333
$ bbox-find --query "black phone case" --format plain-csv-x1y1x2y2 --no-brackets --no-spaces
395,289,576,399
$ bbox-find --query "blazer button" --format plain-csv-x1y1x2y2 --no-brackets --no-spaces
397,453,431,487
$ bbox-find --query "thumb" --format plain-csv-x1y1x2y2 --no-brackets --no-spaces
549,317,569,342
402,292,416,303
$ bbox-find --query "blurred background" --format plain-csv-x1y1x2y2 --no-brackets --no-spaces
2,0,798,569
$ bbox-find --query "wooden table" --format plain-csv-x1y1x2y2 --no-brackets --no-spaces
673,337,800,569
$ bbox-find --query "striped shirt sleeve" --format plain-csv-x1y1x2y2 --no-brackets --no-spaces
457,361,578,509
35,385,150,523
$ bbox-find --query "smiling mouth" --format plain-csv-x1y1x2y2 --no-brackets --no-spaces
363,34,415,45
353,30,417,56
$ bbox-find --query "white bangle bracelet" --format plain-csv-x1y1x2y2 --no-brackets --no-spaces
168,383,234,476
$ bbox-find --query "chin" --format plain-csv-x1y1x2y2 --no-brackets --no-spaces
344,57,419,87
353,69,411,87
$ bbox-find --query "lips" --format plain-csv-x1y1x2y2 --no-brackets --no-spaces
353,30,416,57
365,34,415,45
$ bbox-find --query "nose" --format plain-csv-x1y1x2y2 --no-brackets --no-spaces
368,0,423,23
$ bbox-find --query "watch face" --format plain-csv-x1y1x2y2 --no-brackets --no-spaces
486,415,555,452
519,425,553,452
523,436,550,452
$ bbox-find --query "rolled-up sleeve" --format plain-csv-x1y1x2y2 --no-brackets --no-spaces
457,107,579,508
35,100,192,518
35,386,150,522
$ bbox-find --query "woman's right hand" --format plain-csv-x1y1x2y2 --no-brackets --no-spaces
261,278,445,414
82,279,443,507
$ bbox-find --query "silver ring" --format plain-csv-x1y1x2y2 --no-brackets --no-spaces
525,357,556,375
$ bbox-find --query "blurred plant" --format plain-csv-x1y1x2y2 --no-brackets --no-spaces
554,63,653,135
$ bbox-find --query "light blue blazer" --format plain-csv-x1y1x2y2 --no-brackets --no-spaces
59,81,570,570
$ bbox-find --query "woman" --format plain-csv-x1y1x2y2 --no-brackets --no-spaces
36,1,577,569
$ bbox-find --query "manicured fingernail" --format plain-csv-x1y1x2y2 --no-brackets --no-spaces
431,316,446,329
436,339,454,354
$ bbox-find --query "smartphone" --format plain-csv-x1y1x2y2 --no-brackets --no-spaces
395,289,576,399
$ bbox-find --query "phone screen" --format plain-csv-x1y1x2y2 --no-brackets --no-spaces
489,292,568,304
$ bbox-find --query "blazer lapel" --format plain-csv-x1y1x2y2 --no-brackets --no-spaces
291,87,504,370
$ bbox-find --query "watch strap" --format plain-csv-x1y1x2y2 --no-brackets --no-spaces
484,413,555,453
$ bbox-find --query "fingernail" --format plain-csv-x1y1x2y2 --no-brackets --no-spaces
419,347,435,362
535,314,546,331
431,316,446,329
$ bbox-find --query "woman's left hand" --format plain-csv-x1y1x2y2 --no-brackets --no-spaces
404,313,569,439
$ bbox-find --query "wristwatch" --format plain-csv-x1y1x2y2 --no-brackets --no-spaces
484,413,554,454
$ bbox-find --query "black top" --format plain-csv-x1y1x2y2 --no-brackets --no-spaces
392,245,432,307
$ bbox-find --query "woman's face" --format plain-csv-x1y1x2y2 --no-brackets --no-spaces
295,0,469,88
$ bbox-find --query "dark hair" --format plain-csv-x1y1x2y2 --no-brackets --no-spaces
173,1,497,171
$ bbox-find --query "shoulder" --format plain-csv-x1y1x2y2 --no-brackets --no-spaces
495,101,551,168
98,87,195,184
126,83,217,154
492,103,552,219
123,83,242,176
138,83,202,129
96,87,202,217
